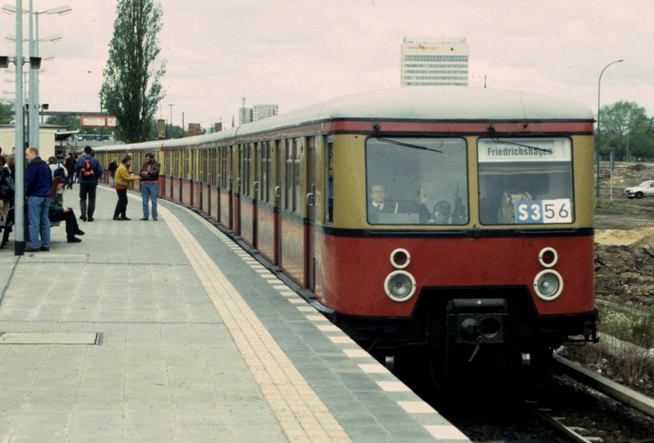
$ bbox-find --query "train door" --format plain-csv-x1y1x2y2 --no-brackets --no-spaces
232,144,241,235
274,140,283,266
252,142,259,249
305,137,317,290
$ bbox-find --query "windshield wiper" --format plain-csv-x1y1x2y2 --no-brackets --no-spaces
376,137,443,153
490,138,553,154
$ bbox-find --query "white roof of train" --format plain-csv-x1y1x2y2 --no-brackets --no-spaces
98,87,594,151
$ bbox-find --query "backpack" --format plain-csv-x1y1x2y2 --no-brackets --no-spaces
53,164,66,180
81,159,95,178
0,170,15,201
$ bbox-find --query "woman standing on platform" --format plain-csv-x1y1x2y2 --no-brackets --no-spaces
48,177,85,243
113,155,140,221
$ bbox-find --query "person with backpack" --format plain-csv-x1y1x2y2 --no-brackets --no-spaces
74,146,103,222
48,156,68,182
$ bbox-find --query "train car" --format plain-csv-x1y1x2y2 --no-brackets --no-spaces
95,87,598,381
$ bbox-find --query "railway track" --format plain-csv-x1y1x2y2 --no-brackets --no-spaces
526,355,654,442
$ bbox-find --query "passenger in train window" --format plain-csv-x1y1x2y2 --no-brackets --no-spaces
368,183,432,224
367,183,396,224
139,153,160,221
113,155,140,221
432,200,452,224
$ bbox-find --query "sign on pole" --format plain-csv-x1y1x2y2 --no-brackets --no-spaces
80,116,118,127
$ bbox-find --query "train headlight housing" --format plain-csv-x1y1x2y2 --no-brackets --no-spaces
390,248,411,269
538,247,558,268
533,270,563,301
384,270,416,302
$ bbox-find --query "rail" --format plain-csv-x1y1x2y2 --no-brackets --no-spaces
553,355,654,419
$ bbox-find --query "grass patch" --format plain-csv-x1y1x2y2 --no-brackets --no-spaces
595,198,654,216
601,308,654,348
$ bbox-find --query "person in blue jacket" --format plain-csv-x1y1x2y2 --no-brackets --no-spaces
25,147,52,252
74,146,103,221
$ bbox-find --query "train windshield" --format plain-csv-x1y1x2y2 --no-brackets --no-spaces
477,138,574,225
366,137,468,225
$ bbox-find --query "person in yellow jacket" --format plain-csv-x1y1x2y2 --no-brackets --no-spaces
113,155,140,220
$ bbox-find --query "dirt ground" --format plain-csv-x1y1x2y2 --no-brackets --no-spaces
595,163,654,310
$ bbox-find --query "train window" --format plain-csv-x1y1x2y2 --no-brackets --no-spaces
285,140,293,210
326,138,334,224
183,150,189,179
478,138,574,225
261,142,271,203
293,139,302,213
366,137,468,225
252,143,258,199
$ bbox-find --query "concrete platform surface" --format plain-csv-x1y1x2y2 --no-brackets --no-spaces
0,185,469,443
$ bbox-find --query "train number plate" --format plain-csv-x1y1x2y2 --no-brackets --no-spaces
514,199,572,224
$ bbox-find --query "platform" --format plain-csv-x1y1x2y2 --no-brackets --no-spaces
0,186,469,443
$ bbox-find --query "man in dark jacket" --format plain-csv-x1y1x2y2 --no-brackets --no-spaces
139,153,160,221
25,147,52,252
74,146,103,221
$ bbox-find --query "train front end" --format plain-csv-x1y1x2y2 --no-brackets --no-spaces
314,91,597,378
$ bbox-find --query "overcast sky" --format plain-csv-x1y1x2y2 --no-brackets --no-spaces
1,0,652,128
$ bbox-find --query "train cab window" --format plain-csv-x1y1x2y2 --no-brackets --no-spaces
478,138,574,225
366,137,468,225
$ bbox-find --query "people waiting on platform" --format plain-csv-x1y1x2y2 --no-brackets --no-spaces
64,154,76,189
25,147,52,252
48,156,68,181
113,155,140,221
49,177,84,243
0,154,15,248
75,146,103,222
139,153,160,221
108,158,118,187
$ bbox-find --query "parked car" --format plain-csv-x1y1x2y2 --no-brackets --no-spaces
624,180,654,199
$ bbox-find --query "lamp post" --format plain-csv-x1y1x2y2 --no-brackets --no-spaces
595,59,624,199
3,3,70,148
14,0,25,255
168,103,174,138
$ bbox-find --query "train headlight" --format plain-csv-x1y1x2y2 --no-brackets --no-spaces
390,248,411,269
538,247,558,268
533,270,563,301
384,270,416,302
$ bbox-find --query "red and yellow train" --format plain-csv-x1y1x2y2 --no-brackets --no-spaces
95,87,598,380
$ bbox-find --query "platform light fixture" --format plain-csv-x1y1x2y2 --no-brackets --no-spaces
595,59,624,199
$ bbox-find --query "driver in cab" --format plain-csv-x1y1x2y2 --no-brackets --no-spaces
368,183,432,224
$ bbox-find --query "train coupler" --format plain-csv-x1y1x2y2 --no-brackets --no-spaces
446,298,509,346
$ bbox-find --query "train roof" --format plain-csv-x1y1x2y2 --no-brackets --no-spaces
98,87,594,151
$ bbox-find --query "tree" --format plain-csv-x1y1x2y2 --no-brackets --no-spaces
46,115,80,130
100,0,166,143
599,101,654,160
0,99,12,124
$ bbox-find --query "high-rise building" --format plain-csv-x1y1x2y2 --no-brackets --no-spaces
238,107,253,125
239,96,253,126
400,38,469,87
252,104,279,122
